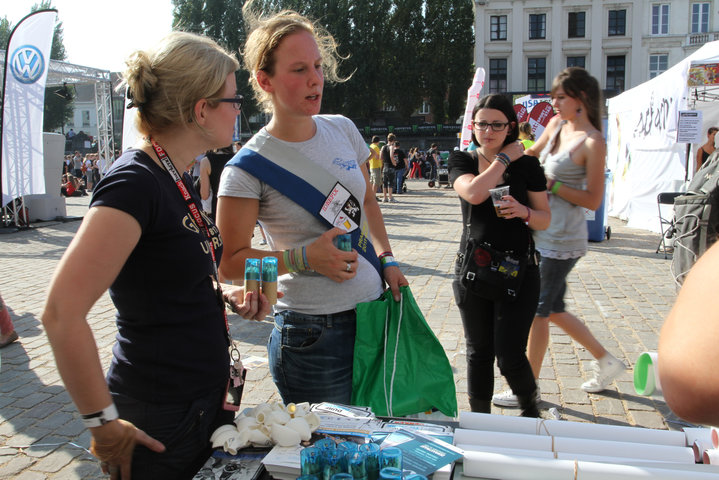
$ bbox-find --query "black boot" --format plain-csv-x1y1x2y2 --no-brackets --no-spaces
518,390,540,418
469,397,491,413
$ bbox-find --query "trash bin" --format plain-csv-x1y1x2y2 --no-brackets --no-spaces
586,170,612,242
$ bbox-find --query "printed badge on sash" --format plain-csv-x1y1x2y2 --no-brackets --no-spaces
320,182,361,231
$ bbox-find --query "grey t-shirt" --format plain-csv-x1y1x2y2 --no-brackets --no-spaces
218,115,382,314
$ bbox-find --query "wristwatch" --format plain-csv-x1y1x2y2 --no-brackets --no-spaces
81,404,119,428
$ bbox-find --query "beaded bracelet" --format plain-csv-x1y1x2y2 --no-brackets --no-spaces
494,153,510,169
524,207,531,226
284,247,310,273
301,246,310,270
283,249,296,273
551,180,563,195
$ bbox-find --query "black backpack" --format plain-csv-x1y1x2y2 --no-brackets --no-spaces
671,150,719,286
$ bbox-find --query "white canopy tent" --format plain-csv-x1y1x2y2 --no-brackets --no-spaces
606,41,719,233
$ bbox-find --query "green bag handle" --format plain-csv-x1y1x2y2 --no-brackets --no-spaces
383,289,404,417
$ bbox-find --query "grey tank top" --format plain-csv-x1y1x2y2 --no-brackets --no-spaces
533,121,591,257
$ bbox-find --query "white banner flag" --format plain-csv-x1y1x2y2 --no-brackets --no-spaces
459,68,486,151
1,9,57,206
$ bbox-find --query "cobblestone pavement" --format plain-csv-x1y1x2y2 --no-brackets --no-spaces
0,179,684,478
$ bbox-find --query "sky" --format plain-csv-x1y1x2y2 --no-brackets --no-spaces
3,0,174,72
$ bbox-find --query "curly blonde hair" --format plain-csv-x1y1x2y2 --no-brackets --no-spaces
119,31,239,136
241,4,347,113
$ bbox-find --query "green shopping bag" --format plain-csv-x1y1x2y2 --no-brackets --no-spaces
352,286,458,417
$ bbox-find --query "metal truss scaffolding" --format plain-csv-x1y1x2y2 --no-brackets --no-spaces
1,50,115,157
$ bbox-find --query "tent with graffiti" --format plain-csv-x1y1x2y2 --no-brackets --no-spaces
606,40,719,233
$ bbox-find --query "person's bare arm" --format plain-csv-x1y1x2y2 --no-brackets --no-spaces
658,241,719,426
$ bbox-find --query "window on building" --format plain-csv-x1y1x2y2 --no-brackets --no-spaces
651,4,670,35
82,111,90,127
528,58,546,92
691,3,710,34
419,101,430,115
607,55,626,91
568,12,586,38
489,58,507,93
649,54,668,78
567,56,586,68
529,14,546,40
608,9,626,36
491,15,507,41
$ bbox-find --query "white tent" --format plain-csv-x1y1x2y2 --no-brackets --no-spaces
606,41,719,233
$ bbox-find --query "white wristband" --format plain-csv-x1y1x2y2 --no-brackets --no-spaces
81,403,119,428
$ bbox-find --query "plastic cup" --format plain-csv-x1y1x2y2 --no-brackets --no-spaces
323,450,347,480
330,474,353,480
378,467,402,480
489,185,510,217
338,441,359,454
379,447,402,470
359,443,380,480
301,446,323,476
334,233,353,252
244,258,261,295
298,475,319,480
261,256,278,305
348,451,367,480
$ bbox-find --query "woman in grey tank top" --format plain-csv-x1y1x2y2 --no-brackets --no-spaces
492,68,627,408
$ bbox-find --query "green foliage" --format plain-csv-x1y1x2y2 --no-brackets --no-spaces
171,0,476,125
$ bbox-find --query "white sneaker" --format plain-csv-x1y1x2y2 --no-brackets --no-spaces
492,386,541,407
581,353,627,393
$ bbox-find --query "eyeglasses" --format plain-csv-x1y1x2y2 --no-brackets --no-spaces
212,94,244,110
472,121,509,132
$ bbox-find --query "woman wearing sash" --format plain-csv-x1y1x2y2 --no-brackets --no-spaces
217,5,407,405
42,32,271,479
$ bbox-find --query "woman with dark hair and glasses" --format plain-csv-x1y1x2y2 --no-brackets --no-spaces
449,93,550,417
42,32,272,479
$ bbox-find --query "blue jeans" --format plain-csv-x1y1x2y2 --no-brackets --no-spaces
269,309,356,404
535,255,581,317
395,167,406,193
112,386,232,479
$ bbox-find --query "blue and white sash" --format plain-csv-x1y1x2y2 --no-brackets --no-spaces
227,133,381,275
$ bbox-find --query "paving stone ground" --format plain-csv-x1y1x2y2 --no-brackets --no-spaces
0,179,684,478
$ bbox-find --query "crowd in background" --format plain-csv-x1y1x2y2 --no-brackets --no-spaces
60,150,119,197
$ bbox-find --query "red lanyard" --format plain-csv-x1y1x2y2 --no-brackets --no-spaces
150,138,231,342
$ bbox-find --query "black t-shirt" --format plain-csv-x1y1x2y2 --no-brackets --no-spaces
393,148,407,168
448,150,546,256
206,151,234,218
91,149,229,403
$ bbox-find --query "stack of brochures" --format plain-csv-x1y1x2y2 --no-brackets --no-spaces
261,403,461,480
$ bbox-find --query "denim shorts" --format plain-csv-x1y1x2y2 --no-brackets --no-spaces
382,167,396,188
535,255,580,317
268,309,356,405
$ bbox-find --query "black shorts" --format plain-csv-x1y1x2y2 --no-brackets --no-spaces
382,167,396,188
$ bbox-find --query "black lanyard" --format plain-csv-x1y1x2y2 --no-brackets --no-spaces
150,138,231,344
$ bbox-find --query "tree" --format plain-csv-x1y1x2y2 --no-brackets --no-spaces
423,0,474,124
171,0,476,127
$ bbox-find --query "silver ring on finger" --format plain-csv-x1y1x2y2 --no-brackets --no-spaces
345,262,352,272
